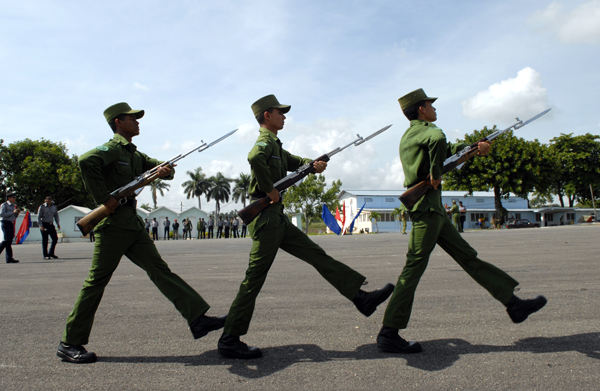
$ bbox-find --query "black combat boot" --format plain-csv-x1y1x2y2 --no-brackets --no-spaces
506,295,547,323
57,342,97,363
190,314,227,339
352,283,395,317
376,326,422,354
217,333,262,359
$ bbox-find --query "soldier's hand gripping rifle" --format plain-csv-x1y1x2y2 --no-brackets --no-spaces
399,108,551,209
238,125,392,225
76,129,238,236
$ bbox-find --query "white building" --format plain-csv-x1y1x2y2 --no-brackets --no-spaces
336,190,586,233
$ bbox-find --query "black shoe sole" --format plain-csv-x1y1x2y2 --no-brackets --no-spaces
217,348,262,359
56,350,97,363
377,341,423,354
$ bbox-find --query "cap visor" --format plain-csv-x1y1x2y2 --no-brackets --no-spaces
276,105,291,114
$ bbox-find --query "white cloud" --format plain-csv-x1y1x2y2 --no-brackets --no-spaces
180,140,197,151
529,1,600,44
162,140,172,150
133,82,150,91
461,67,549,123
208,160,234,177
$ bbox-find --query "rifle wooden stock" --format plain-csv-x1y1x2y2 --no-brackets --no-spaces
238,197,272,225
77,204,112,236
399,181,434,209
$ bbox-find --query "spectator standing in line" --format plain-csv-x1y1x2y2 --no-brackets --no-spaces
163,217,171,240
232,218,239,238
459,201,467,231
240,221,247,238
224,218,230,238
181,218,188,239
199,218,206,239
216,217,223,238
208,216,214,238
38,195,61,260
185,218,193,240
0,192,20,263
172,219,180,240
144,218,150,234
151,218,159,240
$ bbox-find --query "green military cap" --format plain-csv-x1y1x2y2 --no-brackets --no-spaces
398,88,437,111
251,94,291,118
103,102,145,123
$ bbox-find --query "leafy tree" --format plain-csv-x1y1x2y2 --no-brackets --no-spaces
443,127,545,224
546,133,600,207
0,138,94,211
181,167,210,209
150,179,170,209
140,203,153,212
283,174,342,233
205,172,232,217
232,173,251,207
369,211,381,234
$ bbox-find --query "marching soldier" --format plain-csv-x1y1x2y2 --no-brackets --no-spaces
217,94,394,359
57,103,225,364
377,89,547,354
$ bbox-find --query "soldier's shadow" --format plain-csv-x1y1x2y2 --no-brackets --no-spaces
101,332,600,378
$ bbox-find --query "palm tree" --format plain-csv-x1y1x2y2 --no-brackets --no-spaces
232,172,251,207
205,172,232,217
181,167,211,209
150,179,170,209
391,207,403,229
370,211,381,234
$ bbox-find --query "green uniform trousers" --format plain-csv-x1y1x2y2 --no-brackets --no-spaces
382,211,518,330
452,213,461,232
63,224,210,346
224,203,366,336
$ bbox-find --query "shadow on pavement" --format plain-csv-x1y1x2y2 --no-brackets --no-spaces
100,332,600,377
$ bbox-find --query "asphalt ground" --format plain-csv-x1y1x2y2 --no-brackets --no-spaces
1,225,599,390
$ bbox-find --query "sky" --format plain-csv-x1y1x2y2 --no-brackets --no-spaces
1,0,599,214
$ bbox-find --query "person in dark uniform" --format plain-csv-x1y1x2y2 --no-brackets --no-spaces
216,217,223,238
0,192,20,263
451,200,461,232
38,195,61,259
459,201,467,231
217,94,394,359
207,217,214,238
57,102,225,364
163,217,171,240
377,89,547,354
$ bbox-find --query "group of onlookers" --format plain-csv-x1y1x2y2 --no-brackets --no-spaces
144,216,247,240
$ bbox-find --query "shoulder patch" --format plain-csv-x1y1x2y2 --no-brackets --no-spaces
95,145,109,151
255,142,268,147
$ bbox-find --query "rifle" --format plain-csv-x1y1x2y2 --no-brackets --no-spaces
238,124,392,225
399,108,551,209
76,129,238,236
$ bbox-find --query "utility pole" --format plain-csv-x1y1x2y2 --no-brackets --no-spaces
590,184,597,222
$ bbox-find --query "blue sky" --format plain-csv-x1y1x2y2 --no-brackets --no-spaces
2,0,599,213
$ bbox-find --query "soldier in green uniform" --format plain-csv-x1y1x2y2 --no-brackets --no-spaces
451,200,461,232
57,103,226,364
400,208,408,234
377,89,547,354
217,94,394,359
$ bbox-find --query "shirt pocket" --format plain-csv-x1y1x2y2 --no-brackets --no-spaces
115,161,133,180
267,155,283,182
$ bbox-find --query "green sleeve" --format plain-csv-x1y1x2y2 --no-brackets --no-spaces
284,149,311,171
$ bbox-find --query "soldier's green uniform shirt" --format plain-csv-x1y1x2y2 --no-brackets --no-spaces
62,134,209,346
79,133,174,230
382,119,518,330
399,120,466,216
223,127,366,337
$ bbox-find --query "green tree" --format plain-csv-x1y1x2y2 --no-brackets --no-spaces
369,211,381,234
205,172,232,217
232,173,251,207
181,167,210,209
139,203,153,212
150,179,170,209
282,174,342,233
443,127,545,224
0,138,94,211
546,133,600,207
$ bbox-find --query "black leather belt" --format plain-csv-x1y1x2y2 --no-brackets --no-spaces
121,198,137,208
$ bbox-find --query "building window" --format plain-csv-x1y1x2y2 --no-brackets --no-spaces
476,199,484,203
566,213,575,221
385,198,395,202
515,213,521,219
508,199,516,203
364,198,373,202
545,214,554,222
535,213,541,222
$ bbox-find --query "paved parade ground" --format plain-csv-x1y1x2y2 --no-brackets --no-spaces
1,225,599,390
